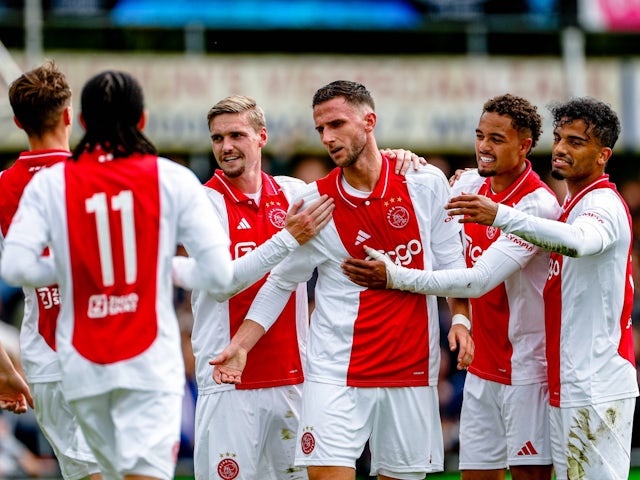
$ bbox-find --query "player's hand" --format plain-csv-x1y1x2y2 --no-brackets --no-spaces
448,168,473,187
341,250,388,289
285,194,335,245
209,344,248,385
446,194,499,226
0,370,33,413
381,148,427,175
447,324,474,370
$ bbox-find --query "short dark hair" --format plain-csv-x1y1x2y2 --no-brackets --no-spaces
482,94,542,154
72,70,157,160
312,80,375,111
548,97,620,149
9,60,71,138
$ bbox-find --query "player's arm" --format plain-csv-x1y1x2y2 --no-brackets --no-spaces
173,194,334,299
447,194,606,257
172,168,234,291
209,275,295,384
343,245,520,297
1,244,56,288
446,297,474,370
208,318,265,385
210,243,320,384
0,343,33,413
0,177,57,288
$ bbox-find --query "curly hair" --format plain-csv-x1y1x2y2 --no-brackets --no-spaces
482,94,543,155
548,97,620,149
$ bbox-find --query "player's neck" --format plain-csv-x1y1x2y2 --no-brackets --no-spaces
229,168,263,195
343,148,382,192
490,161,526,193
28,130,70,153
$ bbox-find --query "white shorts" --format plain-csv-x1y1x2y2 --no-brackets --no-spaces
458,373,552,470
69,389,182,480
549,397,636,480
295,381,443,479
32,382,100,480
194,385,307,480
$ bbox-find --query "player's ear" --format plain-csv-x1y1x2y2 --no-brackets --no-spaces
13,116,23,130
137,110,147,131
63,106,72,126
78,112,86,130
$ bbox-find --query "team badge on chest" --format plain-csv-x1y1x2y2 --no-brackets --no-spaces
386,198,410,229
266,200,287,229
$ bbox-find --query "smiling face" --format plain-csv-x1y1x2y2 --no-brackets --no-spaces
550,118,611,195
209,110,266,179
474,111,531,190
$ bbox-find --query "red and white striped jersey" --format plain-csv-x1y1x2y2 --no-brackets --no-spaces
452,163,562,385
4,149,231,401
248,156,466,387
0,150,69,383
542,177,638,407
190,171,309,394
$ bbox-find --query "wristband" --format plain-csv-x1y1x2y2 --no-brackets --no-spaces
451,314,471,330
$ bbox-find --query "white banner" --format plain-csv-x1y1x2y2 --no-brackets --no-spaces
0,52,626,154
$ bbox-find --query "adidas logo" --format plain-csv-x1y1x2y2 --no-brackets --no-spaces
516,441,538,456
354,230,371,246
237,218,251,230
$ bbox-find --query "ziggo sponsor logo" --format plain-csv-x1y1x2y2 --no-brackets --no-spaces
366,239,422,266
547,257,561,281
465,232,483,264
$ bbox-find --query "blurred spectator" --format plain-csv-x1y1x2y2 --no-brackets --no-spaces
290,152,333,183
427,154,452,178
0,412,59,478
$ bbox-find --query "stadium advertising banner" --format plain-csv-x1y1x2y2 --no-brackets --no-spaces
0,53,630,154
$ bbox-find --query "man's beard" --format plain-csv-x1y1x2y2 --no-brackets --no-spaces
222,163,244,178
478,169,496,178
550,169,565,181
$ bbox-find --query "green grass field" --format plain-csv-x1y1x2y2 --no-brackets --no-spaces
174,469,640,479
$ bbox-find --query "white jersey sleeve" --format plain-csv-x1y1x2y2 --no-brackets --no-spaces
493,201,606,257
1,244,57,287
167,161,233,291
172,229,298,299
245,184,326,331
391,170,561,297
392,245,522,297
1,170,58,287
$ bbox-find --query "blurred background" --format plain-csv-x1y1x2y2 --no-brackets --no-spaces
1,0,640,478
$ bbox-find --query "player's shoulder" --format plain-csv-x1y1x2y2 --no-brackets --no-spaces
157,156,200,181
580,185,626,213
517,187,562,220
30,160,65,183
450,168,483,195
290,178,321,205
272,175,307,195
405,163,449,183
